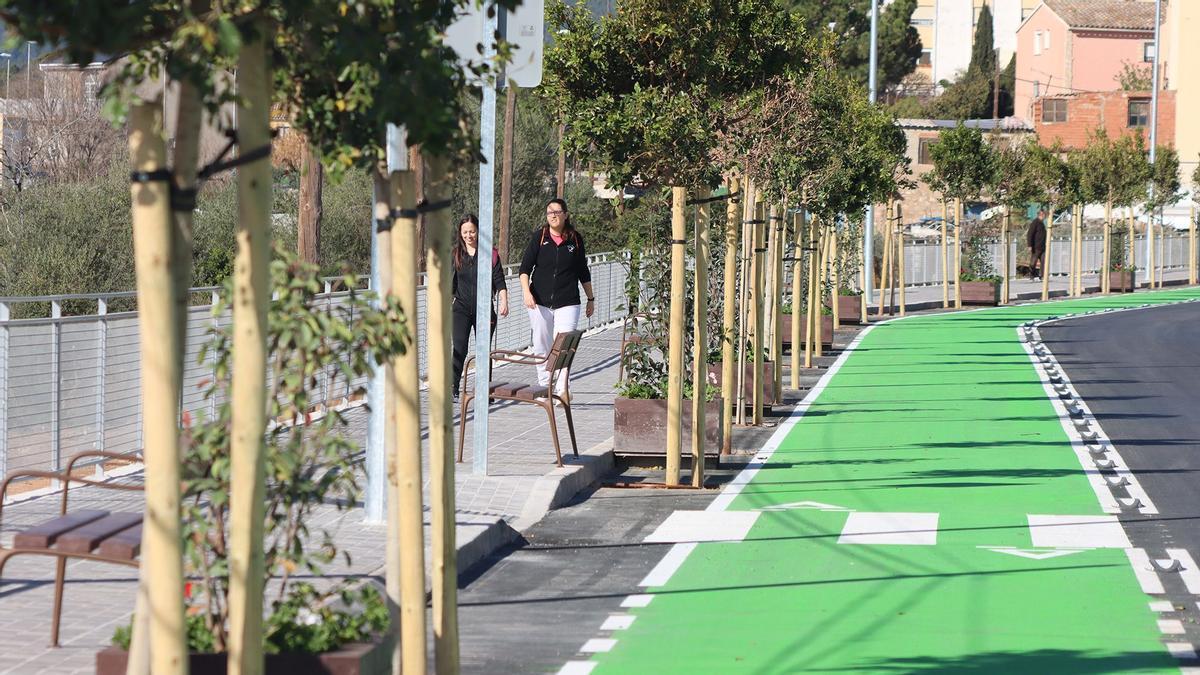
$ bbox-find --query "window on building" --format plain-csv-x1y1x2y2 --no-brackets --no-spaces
918,137,938,165
917,49,932,66
1128,100,1150,127
1041,99,1068,123
1033,80,1040,98
1022,7,1035,20
1144,41,1156,62
1044,31,1050,50
1034,31,1042,55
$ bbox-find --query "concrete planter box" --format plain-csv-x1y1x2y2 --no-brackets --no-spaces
96,636,392,675
779,314,834,349
837,295,863,324
706,362,775,408
613,396,723,457
960,280,1000,306
1109,270,1136,293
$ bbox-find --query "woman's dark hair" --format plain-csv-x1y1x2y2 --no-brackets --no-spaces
542,198,579,245
453,214,479,270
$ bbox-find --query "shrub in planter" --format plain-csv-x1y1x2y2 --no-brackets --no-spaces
101,251,409,672
959,233,1001,305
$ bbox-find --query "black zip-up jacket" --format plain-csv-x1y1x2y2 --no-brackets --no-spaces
518,226,592,309
452,249,505,315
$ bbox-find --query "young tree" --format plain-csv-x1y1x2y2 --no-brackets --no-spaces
987,138,1036,302
924,123,997,307
1077,129,1149,292
1023,139,1072,300
545,0,809,485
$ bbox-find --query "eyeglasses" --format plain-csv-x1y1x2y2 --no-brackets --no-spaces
546,210,566,216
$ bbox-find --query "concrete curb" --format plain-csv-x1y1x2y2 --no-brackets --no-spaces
455,437,615,573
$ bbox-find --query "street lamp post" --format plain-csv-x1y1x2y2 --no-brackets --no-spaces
25,42,34,98
0,53,10,98
865,0,879,306
1146,0,1163,280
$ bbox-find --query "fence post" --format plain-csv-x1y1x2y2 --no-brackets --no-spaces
96,298,108,453
50,300,62,474
0,302,8,478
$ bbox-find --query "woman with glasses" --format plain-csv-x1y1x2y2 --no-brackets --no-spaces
518,198,595,401
452,214,509,400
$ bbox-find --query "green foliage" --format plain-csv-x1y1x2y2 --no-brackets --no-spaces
987,136,1035,209
1022,139,1073,212
786,0,922,90
926,6,1013,121
113,614,218,653
264,584,389,655
1146,145,1184,212
175,250,409,653
968,3,997,78
887,96,927,119
545,0,810,189
1115,60,1153,91
1077,128,1150,207
960,235,999,282
924,124,996,202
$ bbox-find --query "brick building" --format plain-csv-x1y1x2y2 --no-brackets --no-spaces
1033,89,1175,149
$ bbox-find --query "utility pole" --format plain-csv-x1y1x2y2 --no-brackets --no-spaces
865,0,878,308
25,42,34,98
1,54,11,98
1146,0,1163,280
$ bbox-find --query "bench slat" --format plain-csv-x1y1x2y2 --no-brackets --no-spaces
96,522,142,560
12,510,110,549
494,383,531,397
56,513,142,554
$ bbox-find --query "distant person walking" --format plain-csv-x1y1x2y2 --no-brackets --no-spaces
1026,209,1047,279
452,214,509,400
519,198,594,400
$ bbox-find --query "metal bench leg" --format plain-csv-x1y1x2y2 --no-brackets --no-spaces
561,402,580,458
456,394,474,463
542,401,564,467
51,556,66,647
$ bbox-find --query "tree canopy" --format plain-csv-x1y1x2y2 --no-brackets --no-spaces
924,123,995,202
1077,129,1149,208
787,0,922,92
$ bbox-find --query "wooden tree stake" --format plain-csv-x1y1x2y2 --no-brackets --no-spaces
720,180,739,452
665,187,687,484
691,195,710,487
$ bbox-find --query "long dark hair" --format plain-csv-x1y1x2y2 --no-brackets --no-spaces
453,214,479,270
541,198,579,245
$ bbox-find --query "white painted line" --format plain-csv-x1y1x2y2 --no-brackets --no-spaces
643,510,761,544
558,660,599,674
756,500,853,512
1167,549,1200,595
580,639,617,653
838,512,939,546
639,543,697,587
1150,601,1176,613
601,615,636,631
1166,642,1198,660
1126,548,1166,594
978,546,1088,560
620,594,654,608
1027,514,1131,549
1159,619,1187,635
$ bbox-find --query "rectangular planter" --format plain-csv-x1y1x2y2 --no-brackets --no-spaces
1109,270,1136,293
613,396,723,457
778,314,834,350
96,636,392,675
837,295,863,324
960,280,1000,306
706,362,775,408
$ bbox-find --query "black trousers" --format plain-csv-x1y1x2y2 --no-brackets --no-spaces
452,306,498,396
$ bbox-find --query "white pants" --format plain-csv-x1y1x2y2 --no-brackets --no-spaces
528,303,581,394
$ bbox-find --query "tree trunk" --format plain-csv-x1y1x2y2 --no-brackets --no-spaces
298,138,323,266
941,200,949,308
720,180,739,453
815,220,829,358
227,29,272,675
1001,209,1010,304
423,155,460,674
498,86,516,263
896,206,906,316
790,209,804,388
691,193,710,488
665,187,687,485
770,204,784,403
734,178,752,425
1103,200,1112,294
1148,216,1157,289
127,100,187,675
804,216,819,369
1127,211,1136,291
830,218,840,327
1041,205,1054,301
877,211,892,318
751,199,766,424
387,170,426,675
1190,205,1197,285
954,198,963,309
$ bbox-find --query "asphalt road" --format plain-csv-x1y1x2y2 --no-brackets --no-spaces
1041,301,1200,552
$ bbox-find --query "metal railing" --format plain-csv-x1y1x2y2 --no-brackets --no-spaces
0,252,630,479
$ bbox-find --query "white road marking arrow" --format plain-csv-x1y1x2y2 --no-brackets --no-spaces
978,546,1091,560
757,501,854,512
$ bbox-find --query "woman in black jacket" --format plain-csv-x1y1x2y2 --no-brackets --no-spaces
452,214,509,399
518,198,594,399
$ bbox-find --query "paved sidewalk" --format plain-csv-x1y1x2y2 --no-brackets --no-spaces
0,327,623,674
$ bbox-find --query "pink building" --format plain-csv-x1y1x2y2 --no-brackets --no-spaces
1014,0,1157,124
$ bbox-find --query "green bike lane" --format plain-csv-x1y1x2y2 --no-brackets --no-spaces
576,288,1200,674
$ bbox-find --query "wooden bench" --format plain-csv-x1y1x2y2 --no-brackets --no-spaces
0,450,144,647
457,330,584,467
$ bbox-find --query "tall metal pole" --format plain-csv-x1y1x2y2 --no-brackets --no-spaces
474,4,500,476
1147,0,1162,279
25,42,32,97
865,0,879,307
